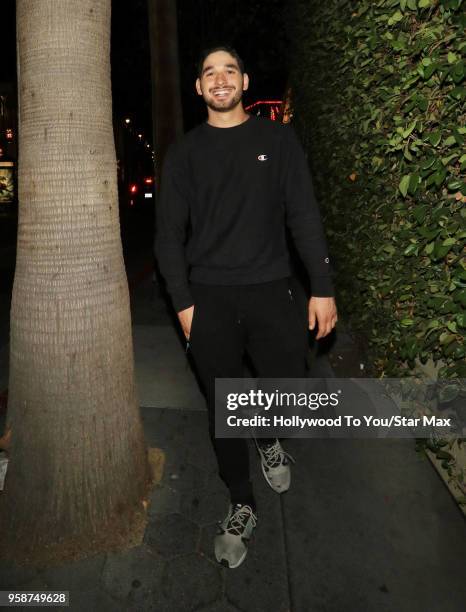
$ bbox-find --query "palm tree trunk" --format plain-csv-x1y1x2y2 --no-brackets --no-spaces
0,0,150,562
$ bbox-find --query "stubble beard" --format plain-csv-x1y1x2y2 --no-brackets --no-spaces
205,88,243,113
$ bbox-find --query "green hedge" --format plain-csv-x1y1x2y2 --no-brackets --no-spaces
287,0,466,378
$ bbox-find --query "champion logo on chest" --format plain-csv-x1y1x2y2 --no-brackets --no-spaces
257,154,268,162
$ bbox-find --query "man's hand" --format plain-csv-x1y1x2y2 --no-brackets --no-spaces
177,305,194,340
308,296,338,340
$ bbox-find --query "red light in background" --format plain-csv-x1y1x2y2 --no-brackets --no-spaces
6,129,13,140
245,100,282,110
144,177,153,185
129,184,137,193
244,100,283,122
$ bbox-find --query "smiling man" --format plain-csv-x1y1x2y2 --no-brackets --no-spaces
155,46,338,568
199,53,247,111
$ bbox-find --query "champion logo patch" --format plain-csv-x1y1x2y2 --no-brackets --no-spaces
257,154,268,161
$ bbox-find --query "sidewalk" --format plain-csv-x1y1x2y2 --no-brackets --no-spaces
1,267,465,611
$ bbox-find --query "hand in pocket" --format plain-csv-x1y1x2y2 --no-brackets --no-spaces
177,305,195,340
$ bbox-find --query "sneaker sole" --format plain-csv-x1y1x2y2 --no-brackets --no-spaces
261,461,290,493
216,547,248,569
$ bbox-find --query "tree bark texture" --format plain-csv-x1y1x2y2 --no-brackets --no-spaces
148,0,183,186
1,0,150,557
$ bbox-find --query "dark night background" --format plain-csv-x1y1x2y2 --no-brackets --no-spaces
111,0,289,134
2,0,290,135
0,2,16,82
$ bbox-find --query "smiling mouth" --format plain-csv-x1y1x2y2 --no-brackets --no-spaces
212,88,233,98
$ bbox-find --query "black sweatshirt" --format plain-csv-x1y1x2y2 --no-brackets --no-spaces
154,115,335,312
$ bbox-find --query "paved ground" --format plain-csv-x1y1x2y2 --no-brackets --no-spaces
0,217,465,611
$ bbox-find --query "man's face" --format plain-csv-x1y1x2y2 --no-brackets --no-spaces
195,51,249,113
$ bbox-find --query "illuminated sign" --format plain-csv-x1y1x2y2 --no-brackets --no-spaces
245,100,284,122
0,161,14,204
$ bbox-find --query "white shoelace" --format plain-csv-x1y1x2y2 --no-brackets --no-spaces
259,440,296,468
226,504,257,536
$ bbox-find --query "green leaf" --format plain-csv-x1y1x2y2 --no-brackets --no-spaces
404,243,418,256
413,205,427,223
423,63,437,80
433,168,447,187
444,341,464,358
454,289,466,306
403,145,413,161
439,332,456,345
408,173,420,194
436,450,454,461
452,61,465,84
405,337,419,360
449,87,466,101
453,128,465,146
391,10,403,23
421,156,437,170
433,241,452,259
442,153,459,165
402,121,417,138
399,175,410,197
419,227,440,239
400,318,414,326
383,244,396,255
428,131,441,147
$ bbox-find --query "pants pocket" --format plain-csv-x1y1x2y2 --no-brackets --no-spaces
287,280,308,331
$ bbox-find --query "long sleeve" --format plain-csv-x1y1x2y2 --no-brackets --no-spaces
281,125,335,297
154,144,194,312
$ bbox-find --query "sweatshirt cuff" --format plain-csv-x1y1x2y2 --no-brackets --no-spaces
310,276,335,298
171,287,195,313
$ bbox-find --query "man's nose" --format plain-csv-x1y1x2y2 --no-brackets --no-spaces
214,72,226,85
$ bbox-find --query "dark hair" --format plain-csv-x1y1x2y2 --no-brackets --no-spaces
197,45,245,78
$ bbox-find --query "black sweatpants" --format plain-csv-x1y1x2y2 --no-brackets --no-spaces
187,277,309,508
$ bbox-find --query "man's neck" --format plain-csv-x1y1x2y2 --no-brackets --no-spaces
206,105,250,128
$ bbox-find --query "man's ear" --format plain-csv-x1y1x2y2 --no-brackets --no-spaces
195,78,202,96
242,73,249,91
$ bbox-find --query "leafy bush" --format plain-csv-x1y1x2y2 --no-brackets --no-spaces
287,0,465,378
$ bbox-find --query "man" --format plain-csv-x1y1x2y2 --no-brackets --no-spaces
155,46,337,569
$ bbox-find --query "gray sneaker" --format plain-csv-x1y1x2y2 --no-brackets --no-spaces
255,438,295,493
214,503,258,569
